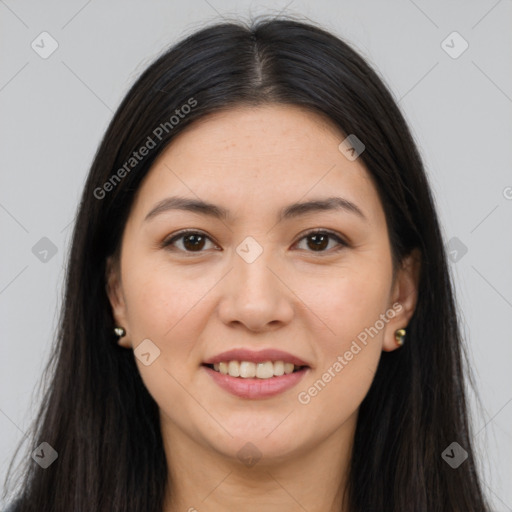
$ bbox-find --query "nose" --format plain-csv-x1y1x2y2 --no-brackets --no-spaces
216,247,294,333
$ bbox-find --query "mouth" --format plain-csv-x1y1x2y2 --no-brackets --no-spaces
201,348,311,398
201,361,310,399
202,361,309,379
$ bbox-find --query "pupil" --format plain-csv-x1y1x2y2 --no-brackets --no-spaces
308,234,328,251
184,234,205,251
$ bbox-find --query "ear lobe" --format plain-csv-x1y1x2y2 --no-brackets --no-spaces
382,248,422,352
105,256,131,348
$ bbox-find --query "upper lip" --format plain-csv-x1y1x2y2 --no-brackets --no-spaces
203,348,310,367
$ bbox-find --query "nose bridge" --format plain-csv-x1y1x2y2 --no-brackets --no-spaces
216,235,294,330
233,237,278,296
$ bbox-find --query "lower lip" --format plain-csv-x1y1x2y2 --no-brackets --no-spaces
202,365,309,399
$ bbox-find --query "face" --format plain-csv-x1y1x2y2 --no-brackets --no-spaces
107,104,419,465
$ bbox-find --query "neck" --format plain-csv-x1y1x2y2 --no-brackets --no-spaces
160,414,356,512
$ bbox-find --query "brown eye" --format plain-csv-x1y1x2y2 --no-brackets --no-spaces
295,230,347,253
181,233,206,251
306,233,329,251
163,231,217,253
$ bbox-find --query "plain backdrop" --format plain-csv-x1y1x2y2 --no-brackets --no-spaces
1,0,511,510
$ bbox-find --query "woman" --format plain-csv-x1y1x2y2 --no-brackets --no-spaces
2,16,490,512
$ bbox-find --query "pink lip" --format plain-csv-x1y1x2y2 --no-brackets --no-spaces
202,365,309,399
202,348,310,367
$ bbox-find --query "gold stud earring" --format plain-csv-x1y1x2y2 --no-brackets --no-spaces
394,328,406,347
114,326,126,337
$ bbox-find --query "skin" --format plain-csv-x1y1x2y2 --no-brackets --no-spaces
106,104,421,512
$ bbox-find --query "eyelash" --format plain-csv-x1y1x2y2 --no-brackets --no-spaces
161,228,348,255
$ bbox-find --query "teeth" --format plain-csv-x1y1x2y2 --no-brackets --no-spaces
210,360,301,379
240,361,256,378
273,360,284,376
228,360,240,377
284,362,295,374
256,361,273,379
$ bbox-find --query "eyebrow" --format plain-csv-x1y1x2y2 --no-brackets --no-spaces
144,195,367,223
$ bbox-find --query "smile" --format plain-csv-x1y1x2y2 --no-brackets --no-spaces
205,360,306,379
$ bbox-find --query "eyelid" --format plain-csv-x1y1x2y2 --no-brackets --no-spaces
294,228,348,246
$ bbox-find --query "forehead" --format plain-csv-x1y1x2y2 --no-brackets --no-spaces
158,104,348,173
131,104,384,227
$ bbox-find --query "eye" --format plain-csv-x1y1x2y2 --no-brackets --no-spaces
162,229,348,255
293,230,348,253
162,230,219,253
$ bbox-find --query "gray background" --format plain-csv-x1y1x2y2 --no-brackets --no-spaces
1,0,511,509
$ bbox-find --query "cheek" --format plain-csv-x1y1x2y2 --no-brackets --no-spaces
296,261,391,350
120,257,222,390
292,261,391,411
122,258,208,337
120,260,212,411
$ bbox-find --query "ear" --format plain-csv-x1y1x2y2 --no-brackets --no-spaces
382,248,421,352
105,255,131,349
